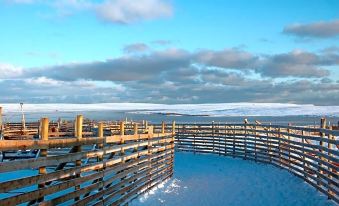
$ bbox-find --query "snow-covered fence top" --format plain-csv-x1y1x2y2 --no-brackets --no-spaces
173,119,338,204
0,116,175,205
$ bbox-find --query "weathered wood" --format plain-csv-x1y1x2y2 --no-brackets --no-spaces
1,118,337,205
0,106,3,133
75,115,83,201
38,117,49,202
175,121,339,204
318,118,326,188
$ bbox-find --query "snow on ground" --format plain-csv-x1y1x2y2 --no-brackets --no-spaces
131,153,335,206
1,103,339,117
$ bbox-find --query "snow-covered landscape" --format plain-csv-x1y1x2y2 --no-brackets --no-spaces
131,153,335,206
1,103,339,117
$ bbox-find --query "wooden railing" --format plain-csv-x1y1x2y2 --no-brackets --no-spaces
174,121,339,203
0,116,175,206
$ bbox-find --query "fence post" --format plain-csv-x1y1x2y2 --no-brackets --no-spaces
97,122,104,199
301,130,306,179
145,121,148,133
147,126,154,188
218,122,221,156
161,121,165,134
328,125,333,199
232,125,235,157
171,121,175,177
38,117,49,202
120,121,125,155
318,118,326,187
278,127,282,166
75,115,83,201
133,123,138,153
212,121,215,152
0,107,2,133
193,124,196,154
287,123,291,170
224,124,227,156
244,119,248,160
254,123,258,162
268,124,271,162
161,121,166,147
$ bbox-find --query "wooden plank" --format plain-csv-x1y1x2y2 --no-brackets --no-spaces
0,133,173,151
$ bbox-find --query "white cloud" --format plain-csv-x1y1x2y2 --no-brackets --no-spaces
95,0,173,24
0,63,23,79
24,76,62,86
7,0,173,24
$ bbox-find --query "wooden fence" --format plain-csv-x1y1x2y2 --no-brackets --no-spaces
0,115,175,206
174,120,339,204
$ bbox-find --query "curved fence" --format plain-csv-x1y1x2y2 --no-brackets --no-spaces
174,122,339,204
0,116,175,206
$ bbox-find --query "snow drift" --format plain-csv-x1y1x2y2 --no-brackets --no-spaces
1,103,338,117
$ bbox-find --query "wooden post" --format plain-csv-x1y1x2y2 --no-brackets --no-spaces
171,121,175,177
120,121,125,155
97,122,104,197
147,126,153,189
301,130,306,178
38,117,49,202
74,117,77,137
133,123,138,153
287,123,291,169
224,124,227,156
244,119,247,160
145,121,148,133
120,121,125,136
278,127,282,166
267,124,271,162
254,123,258,162
161,121,165,134
0,106,3,138
218,122,221,156
161,121,166,148
232,125,235,157
212,121,215,152
119,121,128,191
75,115,83,201
0,107,2,130
328,125,334,199
318,118,326,187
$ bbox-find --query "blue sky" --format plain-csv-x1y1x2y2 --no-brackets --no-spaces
0,0,338,105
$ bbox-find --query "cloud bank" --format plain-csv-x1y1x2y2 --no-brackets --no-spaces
1,46,338,105
283,19,339,38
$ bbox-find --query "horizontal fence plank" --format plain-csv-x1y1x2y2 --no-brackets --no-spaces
174,123,339,204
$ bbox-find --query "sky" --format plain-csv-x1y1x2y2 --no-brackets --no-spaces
0,0,338,105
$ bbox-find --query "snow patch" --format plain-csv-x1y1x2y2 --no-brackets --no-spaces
130,153,335,206
1,103,338,117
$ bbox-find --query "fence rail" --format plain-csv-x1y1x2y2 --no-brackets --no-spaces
1,116,338,205
173,120,339,204
0,116,175,206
